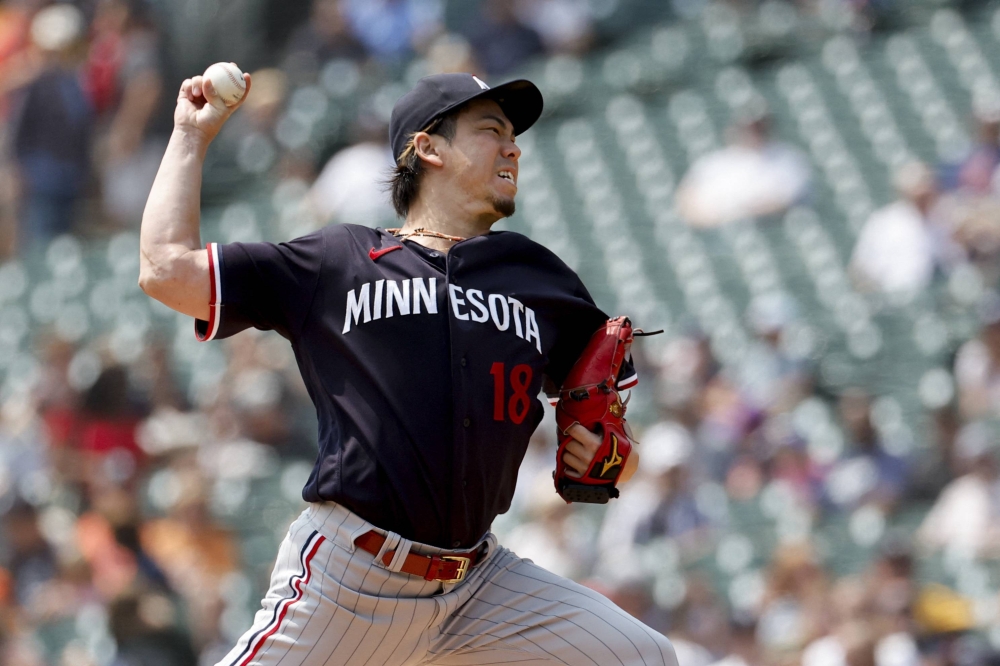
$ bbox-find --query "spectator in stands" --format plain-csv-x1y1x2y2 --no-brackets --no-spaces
0,0,39,258
849,161,961,301
769,443,824,513
514,0,594,56
935,96,1000,284
801,618,878,666
140,456,239,651
697,373,760,481
89,0,169,231
655,333,718,410
825,388,908,512
283,0,366,85
667,576,729,666
502,490,589,580
11,5,93,252
675,103,811,227
108,591,199,666
865,536,917,623
423,32,480,75
954,294,1000,420
1,503,56,610
942,93,1000,195
708,615,759,666
341,0,443,62
462,0,544,76
917,422,1000,557
633,424,714,554
740,292,813,413
756,542,829,659
594,418,702,581
76,365,147,493
309,110,395,227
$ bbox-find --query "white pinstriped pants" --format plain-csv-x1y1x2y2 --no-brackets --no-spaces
215,502,677,666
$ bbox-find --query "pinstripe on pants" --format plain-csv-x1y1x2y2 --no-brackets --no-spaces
215,502,678,666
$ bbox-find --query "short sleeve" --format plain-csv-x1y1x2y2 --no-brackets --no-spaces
195,230,325,342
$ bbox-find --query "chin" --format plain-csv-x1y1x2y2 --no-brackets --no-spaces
490,195,516,218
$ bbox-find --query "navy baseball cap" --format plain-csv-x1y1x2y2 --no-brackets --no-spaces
389,73,543,163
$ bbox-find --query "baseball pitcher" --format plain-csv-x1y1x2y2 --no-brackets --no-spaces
139,69,677,666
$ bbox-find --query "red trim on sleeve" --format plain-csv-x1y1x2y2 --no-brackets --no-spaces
194,242,220,341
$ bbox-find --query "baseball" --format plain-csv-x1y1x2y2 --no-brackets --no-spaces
203,62,246,107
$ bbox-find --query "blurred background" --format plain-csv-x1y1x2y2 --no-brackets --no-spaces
5,0,1000,664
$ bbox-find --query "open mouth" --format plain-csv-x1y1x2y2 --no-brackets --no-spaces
498,170,515,184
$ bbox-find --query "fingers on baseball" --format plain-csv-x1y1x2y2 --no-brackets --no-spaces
179,76,209,109
238,72,252,105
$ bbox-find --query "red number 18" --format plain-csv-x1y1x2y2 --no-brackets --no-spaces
490,362,533,424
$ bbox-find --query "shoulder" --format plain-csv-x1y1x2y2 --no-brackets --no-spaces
320,222,367,239
487,231,582,281
314,222,391,247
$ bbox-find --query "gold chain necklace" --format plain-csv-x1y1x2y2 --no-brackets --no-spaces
387,227,466,243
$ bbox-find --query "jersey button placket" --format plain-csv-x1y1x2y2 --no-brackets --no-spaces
446,253,471,548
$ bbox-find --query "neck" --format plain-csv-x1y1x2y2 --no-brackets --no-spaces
400,190,500,251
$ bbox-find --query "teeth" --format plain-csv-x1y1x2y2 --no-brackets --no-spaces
499,171,514,182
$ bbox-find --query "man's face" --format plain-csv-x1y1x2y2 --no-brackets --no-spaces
437,99,520,219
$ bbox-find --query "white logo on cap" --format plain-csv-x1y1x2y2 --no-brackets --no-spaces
473,76,490,90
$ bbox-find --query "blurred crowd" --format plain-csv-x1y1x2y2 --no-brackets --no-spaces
0,0,916,259
4,1,1000,666
675,91,1000,309
0,0,619,259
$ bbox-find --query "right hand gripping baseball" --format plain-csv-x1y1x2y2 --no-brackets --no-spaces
174,69,251,145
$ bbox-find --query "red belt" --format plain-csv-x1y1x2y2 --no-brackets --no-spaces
353,531,486,583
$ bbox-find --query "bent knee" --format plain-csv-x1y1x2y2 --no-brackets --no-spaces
622,627,679,666
654,634,679,666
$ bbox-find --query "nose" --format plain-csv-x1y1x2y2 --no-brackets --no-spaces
504,138,521,161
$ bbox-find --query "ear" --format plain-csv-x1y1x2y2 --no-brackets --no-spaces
412,132,445,168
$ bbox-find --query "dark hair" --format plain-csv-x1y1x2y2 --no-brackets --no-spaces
389,111,459,218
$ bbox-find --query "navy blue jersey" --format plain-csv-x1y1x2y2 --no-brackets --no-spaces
195,224,636,548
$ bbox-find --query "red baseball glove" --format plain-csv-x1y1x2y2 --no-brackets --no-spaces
553,316,638,504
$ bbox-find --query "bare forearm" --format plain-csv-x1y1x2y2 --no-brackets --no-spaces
140,128,208,270
138,128,213,321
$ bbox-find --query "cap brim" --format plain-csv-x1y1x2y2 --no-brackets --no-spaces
483,79,544,136
439,79,544,137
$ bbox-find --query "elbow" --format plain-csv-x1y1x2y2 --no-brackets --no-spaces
137,245,173,298
138,269,159,297
138,264,170,301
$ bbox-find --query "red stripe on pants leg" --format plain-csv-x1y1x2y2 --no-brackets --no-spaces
237,534,325,666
